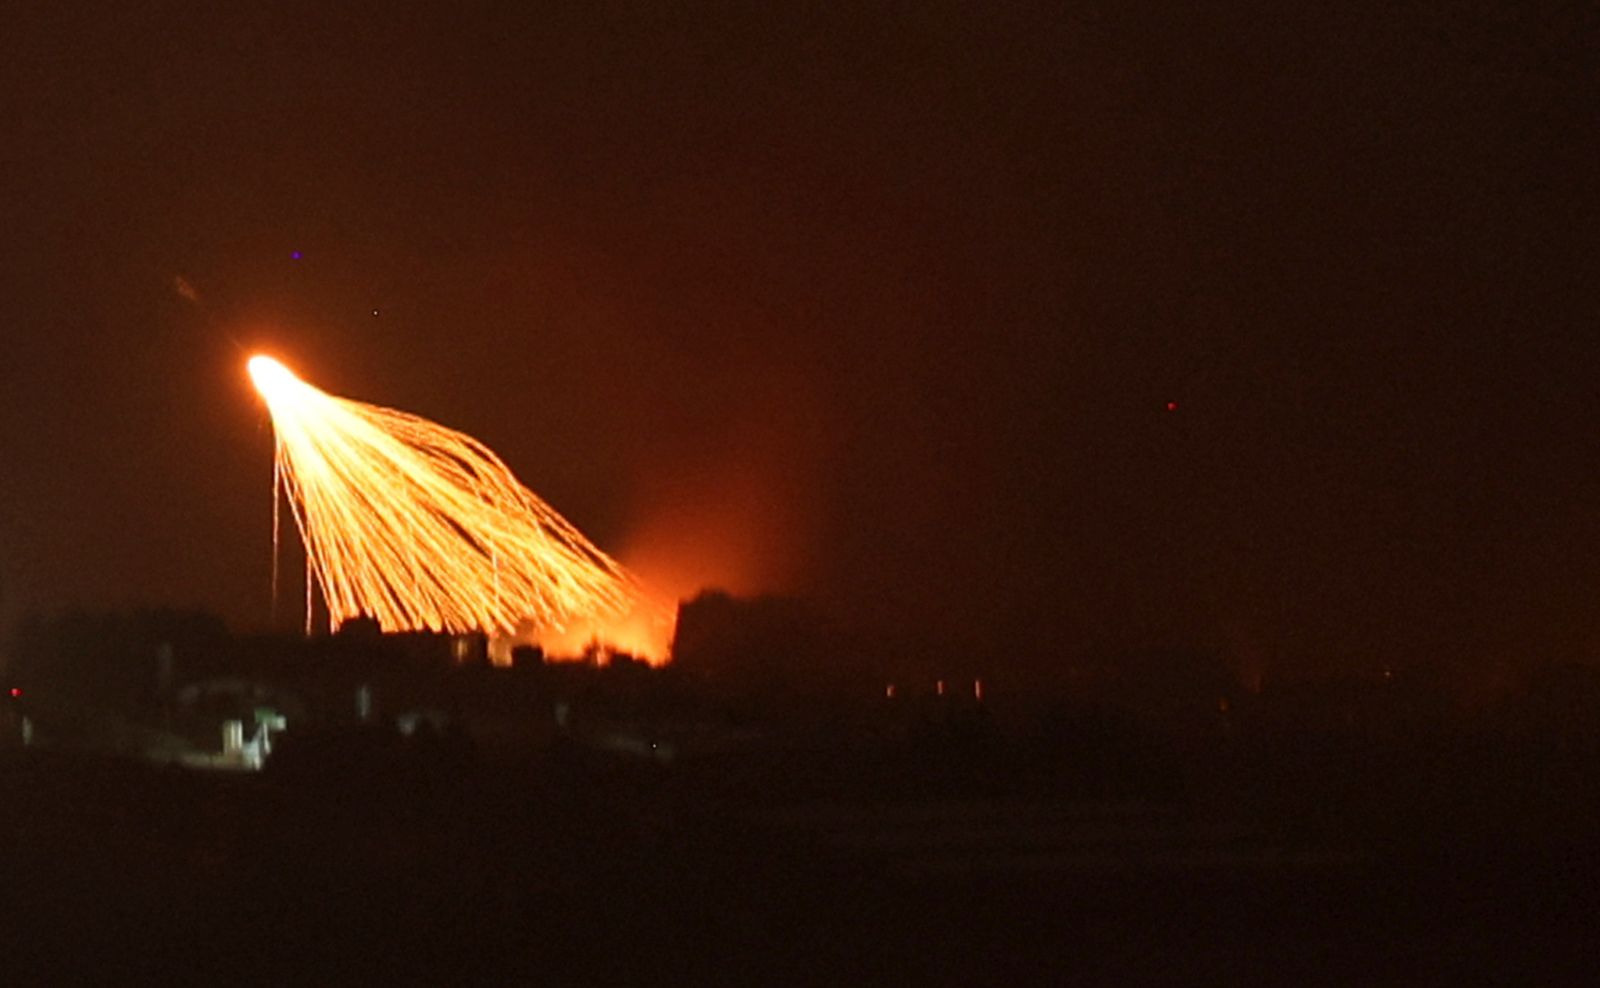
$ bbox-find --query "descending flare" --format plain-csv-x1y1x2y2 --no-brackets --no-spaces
248,355,649,640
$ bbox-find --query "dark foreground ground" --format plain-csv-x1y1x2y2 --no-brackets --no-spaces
1,730,1597,986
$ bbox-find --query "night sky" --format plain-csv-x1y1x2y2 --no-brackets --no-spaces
1,3,1595,679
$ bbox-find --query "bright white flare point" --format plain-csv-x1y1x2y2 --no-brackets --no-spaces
249,354,649,640
247,354,298,397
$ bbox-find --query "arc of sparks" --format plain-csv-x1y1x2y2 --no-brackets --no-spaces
248,355,646,638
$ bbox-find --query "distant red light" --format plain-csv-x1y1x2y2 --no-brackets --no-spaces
7,687,19,698
1165,401,1179,412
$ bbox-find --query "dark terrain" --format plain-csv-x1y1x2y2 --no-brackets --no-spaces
3,711,1597,985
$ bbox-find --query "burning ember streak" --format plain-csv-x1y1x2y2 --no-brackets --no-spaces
247,355,655,646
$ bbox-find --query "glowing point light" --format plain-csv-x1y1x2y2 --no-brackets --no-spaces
248,354,662,652
247,355,299,398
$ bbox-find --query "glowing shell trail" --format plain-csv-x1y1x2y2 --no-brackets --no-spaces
248,355,649,643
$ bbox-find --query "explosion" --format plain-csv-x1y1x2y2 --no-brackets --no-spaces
247,355,666,658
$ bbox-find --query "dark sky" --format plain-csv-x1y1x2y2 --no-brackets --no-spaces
1,2,1596,678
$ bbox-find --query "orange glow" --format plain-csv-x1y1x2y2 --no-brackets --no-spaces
595,463,810,660
248,354,665,654
517,595,677,664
